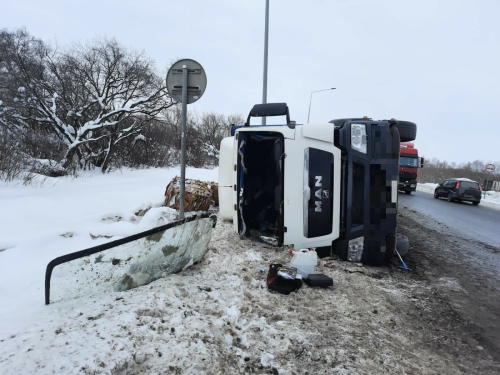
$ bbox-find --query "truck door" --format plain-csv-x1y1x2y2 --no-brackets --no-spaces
332,120,399,265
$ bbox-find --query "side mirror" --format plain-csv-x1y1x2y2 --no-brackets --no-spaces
439,182,443,186
419,157,425,168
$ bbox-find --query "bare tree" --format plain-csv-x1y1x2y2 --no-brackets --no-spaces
419,157,499,188
197,112,244,165
0,29,175,172
0,29,48,134
61,39,177,171
1,28,251,176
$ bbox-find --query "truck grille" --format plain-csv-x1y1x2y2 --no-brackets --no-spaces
399,171,416,180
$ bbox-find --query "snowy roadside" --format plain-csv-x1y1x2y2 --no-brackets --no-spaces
1,219,497,374
1,168,498,374
0,167,219,334
417,183,500,210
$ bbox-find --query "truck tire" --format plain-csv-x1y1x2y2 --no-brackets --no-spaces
396,233,409,257
397,121,417,142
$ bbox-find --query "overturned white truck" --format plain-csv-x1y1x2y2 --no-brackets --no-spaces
218,103,416,266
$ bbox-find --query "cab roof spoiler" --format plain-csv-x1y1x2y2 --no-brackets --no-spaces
246,103,293,127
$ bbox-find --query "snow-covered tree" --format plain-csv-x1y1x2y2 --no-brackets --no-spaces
0,29,174,172
0,29,48,134
197,112,245,165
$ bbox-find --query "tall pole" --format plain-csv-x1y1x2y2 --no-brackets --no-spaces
307,87,336,123
179,65,188,220
262,0,269,125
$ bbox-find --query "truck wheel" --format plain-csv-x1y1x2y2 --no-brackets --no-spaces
447,192,453,202
385,233,396,262
397,121,417,142
396,233,409,257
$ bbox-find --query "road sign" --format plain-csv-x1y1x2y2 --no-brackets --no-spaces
485,164,495,173
165,59,207,219
166,59,207,104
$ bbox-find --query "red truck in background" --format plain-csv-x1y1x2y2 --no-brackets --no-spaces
399,142,424,194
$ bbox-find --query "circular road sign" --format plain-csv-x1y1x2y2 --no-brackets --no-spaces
166,59,207,104
485,164,495,173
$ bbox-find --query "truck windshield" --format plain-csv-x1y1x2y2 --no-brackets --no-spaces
400,156,418,167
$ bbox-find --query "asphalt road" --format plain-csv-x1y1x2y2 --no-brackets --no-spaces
398,191,500,365
398,190,500,250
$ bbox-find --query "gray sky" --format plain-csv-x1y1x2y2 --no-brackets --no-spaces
2,0,500,165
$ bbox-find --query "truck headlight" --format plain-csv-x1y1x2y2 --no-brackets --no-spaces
347,237,364,262
351,124,367,154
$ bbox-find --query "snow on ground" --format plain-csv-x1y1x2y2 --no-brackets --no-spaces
417,183,500,210
0,168,218,335
1,169,498,374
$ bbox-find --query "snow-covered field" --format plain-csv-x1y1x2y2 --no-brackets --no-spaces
0,168,219,335
1,169,499,374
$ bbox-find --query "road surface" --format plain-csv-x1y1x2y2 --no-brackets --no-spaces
397,191,500,365
399,190,500,250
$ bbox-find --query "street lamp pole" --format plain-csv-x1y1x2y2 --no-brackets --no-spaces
307,87,336,123
262,0,269,125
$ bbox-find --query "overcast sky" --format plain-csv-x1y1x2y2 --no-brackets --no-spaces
2,0,499,165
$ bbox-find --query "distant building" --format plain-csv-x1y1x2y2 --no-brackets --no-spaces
484,180,500,191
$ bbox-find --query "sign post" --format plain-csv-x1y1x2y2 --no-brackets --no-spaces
166,59,207,219
483,164,495,199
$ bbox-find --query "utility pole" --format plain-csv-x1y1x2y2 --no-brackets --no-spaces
262,0,269,125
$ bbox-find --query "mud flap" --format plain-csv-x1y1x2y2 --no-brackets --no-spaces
45,214,217,305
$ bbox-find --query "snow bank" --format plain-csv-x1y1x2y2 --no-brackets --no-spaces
0,167,218,335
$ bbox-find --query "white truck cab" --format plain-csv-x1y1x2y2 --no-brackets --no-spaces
218,103,416,266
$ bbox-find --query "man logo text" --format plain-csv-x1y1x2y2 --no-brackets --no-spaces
315,176,322,212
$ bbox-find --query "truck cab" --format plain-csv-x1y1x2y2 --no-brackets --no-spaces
399,142,424,194
218,103,416,266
